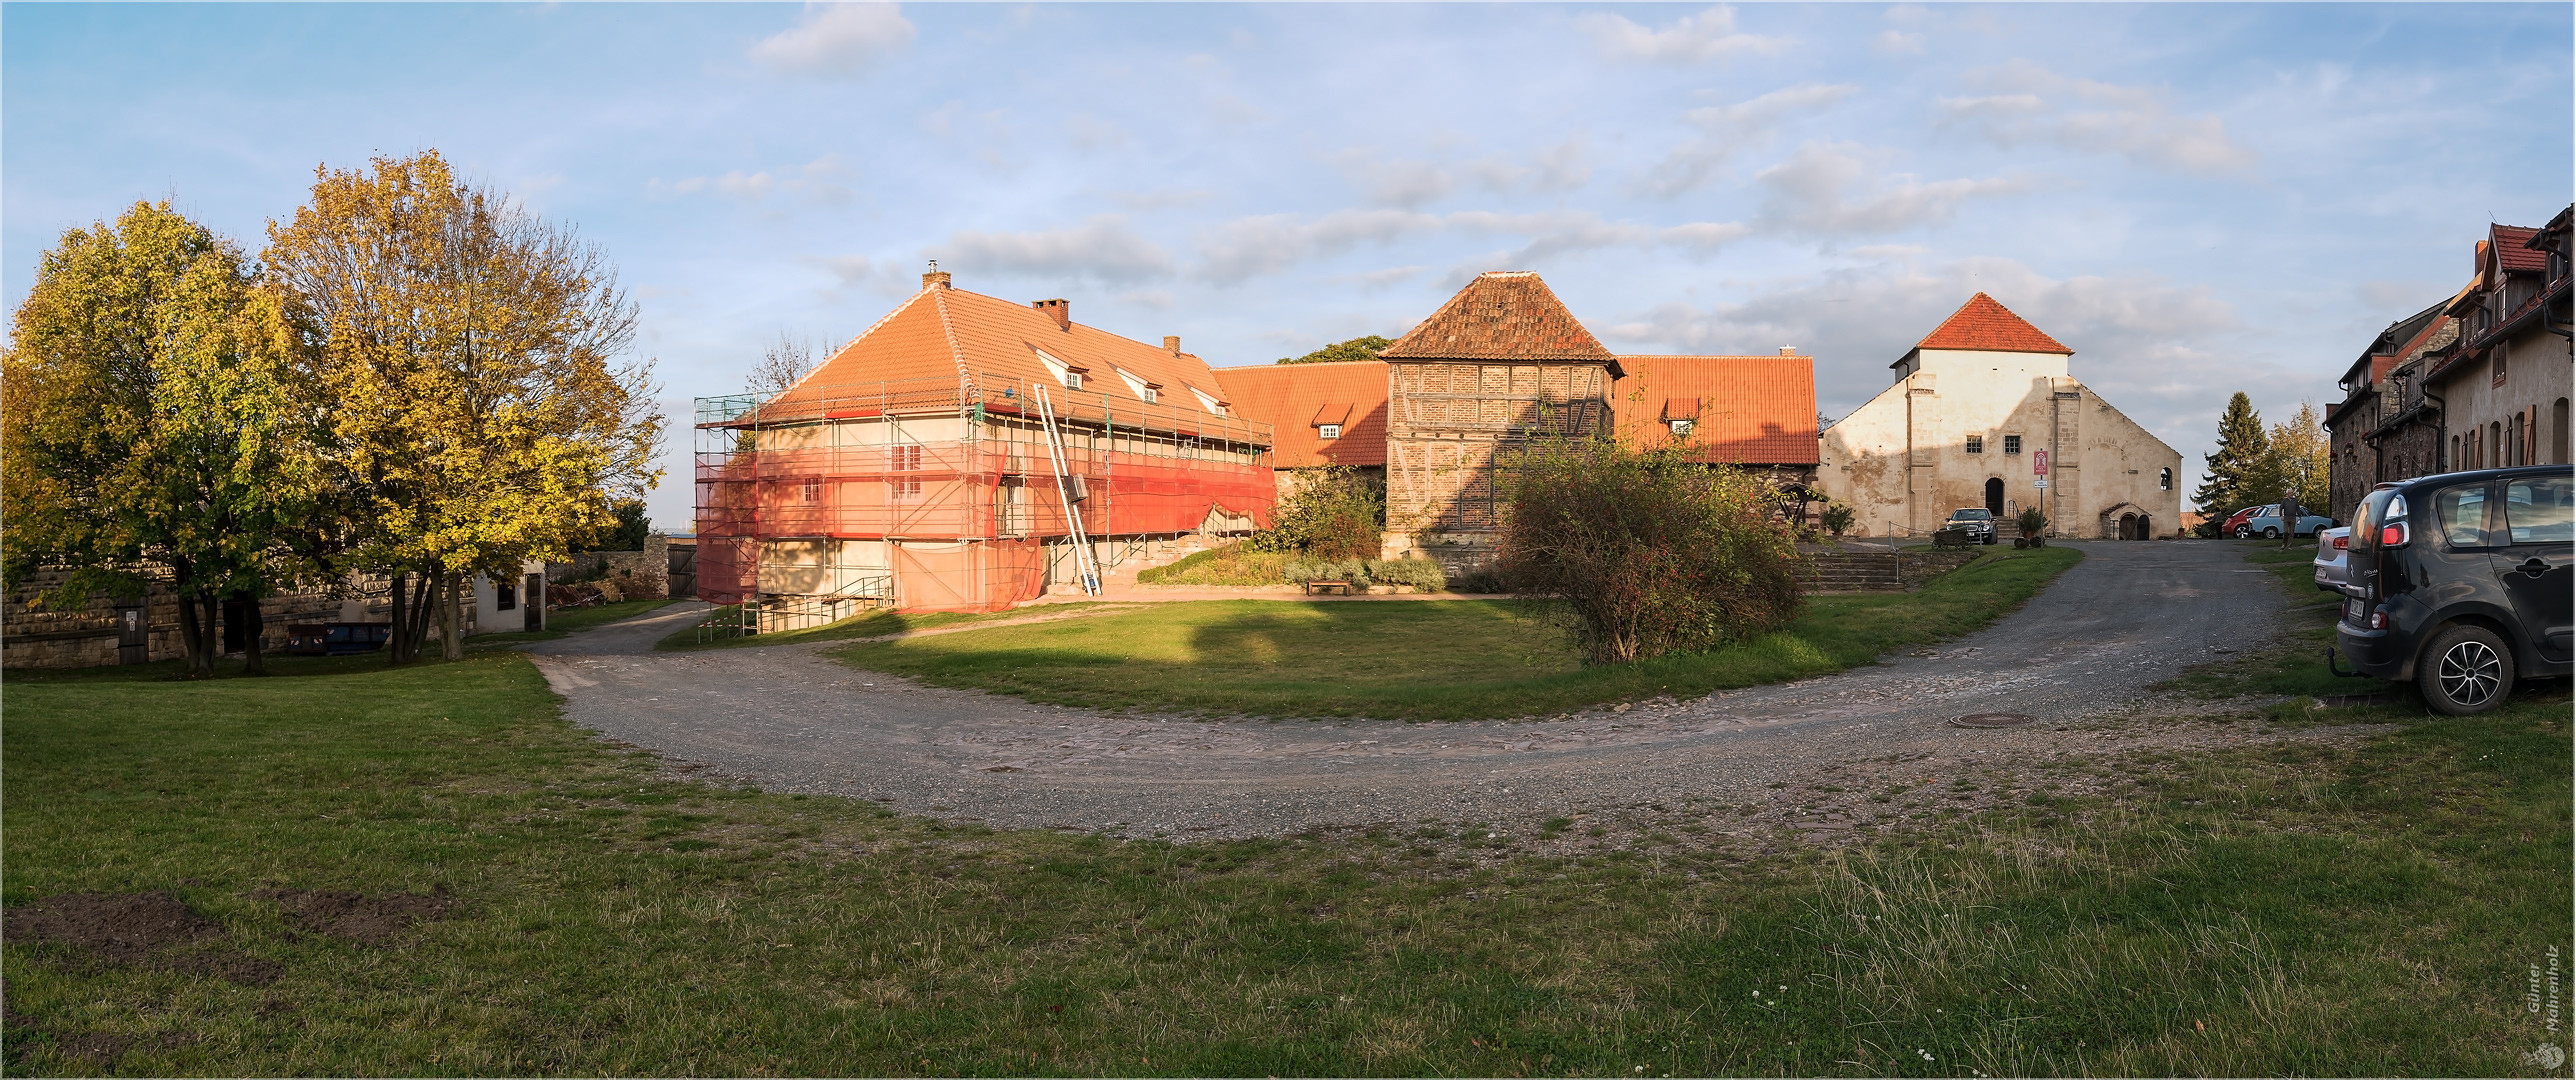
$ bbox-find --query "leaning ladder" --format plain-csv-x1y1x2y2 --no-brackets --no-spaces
1034,387,1103,595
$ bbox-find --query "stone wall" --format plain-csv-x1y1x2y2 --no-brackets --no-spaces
547,535,671,600
4,571,372,670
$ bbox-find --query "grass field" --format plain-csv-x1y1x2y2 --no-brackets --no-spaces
4,541,2567,1075
830,547,2085,720
652,603,1125,652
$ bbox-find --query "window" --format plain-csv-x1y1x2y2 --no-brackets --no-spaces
1113,367,1157,402
800,477,823,504
1669,419,1694,437
889,444,923,500
1318,424,1341,440
2002,434,2022,455
1188,386,1227,416
2504,475,2574,544
1965,435,1983,454
2433,483,2494,548
2160,467,2173,491
496,582,517,611
1065,371,1082,391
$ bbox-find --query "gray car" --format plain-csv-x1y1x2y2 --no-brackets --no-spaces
1946,507,1998,544
2312,526,2350,592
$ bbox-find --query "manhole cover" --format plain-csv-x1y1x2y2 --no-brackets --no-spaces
1949,712,2035,728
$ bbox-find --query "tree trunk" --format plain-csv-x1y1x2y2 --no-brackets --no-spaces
237,589,266,676
176,590,206,677
440,571,464,661
408,572,441,663
389,572,410,665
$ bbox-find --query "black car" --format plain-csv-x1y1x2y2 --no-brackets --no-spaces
2331,464,2573,714
1945,508,1998,545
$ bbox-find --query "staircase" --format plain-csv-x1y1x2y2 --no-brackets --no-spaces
1803,552,1905,592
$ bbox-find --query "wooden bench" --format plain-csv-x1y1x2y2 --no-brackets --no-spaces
1302,580,1355,596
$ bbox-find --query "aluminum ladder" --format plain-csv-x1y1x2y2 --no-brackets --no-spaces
1033,386,1102,595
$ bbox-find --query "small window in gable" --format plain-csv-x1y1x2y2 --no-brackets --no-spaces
1188,386,1226,416
1319,424,1341,440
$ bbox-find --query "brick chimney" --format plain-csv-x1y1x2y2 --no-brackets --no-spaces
1778,346,1796,356
1032,298,1070,331
1163,335,1181,355
921,260,951,291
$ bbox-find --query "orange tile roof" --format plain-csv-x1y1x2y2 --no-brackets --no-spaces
1612,356,1819,465
2492,224,2547,273
764,282,1252,440
1913,293,2072,355
1210,361,1388,468
1379,271,1623,374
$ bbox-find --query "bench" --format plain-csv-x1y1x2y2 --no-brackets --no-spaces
1302,580,1355,596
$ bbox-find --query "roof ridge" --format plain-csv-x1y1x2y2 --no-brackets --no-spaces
929,288,975,400
1912,293,2070,356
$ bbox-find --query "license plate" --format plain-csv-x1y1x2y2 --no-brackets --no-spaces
2346,598,2365,622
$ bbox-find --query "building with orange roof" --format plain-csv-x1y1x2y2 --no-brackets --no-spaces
693,268,1273,618
1818,293,2183,541
1610,351,1820,477
1208,359,1389,498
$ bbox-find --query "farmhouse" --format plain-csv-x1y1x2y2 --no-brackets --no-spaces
1818,294,2182,540
692,268,1274,621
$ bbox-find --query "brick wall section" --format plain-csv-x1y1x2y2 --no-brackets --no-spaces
1797,548,1983,593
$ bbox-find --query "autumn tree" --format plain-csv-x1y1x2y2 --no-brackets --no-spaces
2193,391,2270,517
2261,401,2331,514
264,151,663,662
1,201,317,676
748,332,819,398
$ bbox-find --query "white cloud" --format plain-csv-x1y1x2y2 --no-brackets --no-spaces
1937,61,2259,175
1754,141,2031,236
814,254,917,300
1114,289,1175,310
1638,83,1857,196
1447,210,1655,263
750,4,917,78
1196,209,1442,283
1526,134,1594,193
1661,221,1753,254
1335,153,1456,209
935,215,1176,283
1346,265,1429,289
1871,29,1925,56
1578,5,1788,65
647,155,857,205
1106,187,1214,212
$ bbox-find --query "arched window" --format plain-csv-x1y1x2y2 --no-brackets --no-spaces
2159,467,2172,491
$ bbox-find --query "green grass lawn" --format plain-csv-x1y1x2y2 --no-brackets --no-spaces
652,603,1128,652
5,631,2567,1075
831,547,2086,720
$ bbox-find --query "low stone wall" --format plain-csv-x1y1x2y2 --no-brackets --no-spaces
547,536,671,600
1896,549,1982,587
5,570,366,670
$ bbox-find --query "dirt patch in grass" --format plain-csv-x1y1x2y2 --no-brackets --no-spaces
2,891,220,961
256,888,454,945
3,891,282,986
57,1031,131,1069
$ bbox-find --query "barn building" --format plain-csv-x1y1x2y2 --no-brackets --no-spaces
1818,293,2182,540
693,269,1274,623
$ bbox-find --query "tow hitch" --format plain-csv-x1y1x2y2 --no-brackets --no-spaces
2325,647,2371,679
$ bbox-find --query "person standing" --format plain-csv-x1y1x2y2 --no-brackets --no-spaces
2278,495,2304,549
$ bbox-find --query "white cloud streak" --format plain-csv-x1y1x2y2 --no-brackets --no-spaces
1578,5,1788,65
1937,60,2259,175
749,4,917,78
1754,141,2031,236
935,215,1176,283
1639,83,1858,196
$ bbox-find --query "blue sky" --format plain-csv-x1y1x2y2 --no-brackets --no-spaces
7,3,2568,531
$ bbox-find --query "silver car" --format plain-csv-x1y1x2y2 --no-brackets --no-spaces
2312,526,2350,592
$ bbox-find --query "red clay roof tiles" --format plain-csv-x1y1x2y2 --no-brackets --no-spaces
1378,271,1621,372
1613,355,1819,465
1211,361,1389,469
1913,293,2072,355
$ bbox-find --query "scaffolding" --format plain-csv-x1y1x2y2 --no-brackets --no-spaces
695,371,1273,619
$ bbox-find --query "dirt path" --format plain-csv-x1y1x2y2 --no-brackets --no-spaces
527,541,2306,841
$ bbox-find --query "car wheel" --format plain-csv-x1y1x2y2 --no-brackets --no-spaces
2261,526,2280,539
2417,623,2516,716
2233,525,2250,538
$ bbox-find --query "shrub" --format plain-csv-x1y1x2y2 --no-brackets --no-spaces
2018,506,2049,546
1364,556,1446,591
1251,466,1384,560
1135,543,1289,586
1281,557,1370,587
1496,439,1803,664
1820,500,1856,537
1449,566,1511,594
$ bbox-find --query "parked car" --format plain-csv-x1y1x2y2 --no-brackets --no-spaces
2219,505,2265,536
2312,526,2350,592
2236,505,2332,538
2330,464,2573,715
1945,507,1998,545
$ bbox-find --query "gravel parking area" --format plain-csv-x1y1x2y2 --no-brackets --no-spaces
529,541,2317,842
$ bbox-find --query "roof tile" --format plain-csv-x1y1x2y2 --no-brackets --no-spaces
1211,361,1388,468
1613,356,1819,465
1378,271,1620,370
1914,293,2071,355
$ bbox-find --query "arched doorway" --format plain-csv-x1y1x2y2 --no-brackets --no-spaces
1984,478,2005,516
2135,514,2152,539
2119,512,2138,539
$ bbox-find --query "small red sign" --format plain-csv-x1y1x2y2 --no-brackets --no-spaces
2033,450,2050,476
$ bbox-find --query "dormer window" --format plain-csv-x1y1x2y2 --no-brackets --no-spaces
1065,371,1082,391
1668,419,1694,437
1319,424,1341,440
1188,386,1227,416
1032,347,1085,391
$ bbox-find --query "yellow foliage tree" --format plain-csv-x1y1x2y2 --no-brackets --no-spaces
264,151,662,661
1,201,318,676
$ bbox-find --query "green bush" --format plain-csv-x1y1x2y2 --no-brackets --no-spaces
1135,544,1289,586
1252,466,1384,560
1281,557,1370,587
1820,500,1856,536
1498,439,1803,664
1363,557,1446,591
1449,566,1511,594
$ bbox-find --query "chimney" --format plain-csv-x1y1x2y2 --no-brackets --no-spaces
1779,346,1797,356
921,260,951,290
1163,335,1181,355
1032,298,1070,331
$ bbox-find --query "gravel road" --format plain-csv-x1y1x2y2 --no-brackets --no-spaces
528,541,2305,842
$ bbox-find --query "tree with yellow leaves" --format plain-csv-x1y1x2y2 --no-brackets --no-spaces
2,201,319,676
263,151,662,662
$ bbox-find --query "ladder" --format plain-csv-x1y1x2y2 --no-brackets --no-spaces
1034,386,1102,595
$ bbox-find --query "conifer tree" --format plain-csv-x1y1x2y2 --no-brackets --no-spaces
2194,391,2270,516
